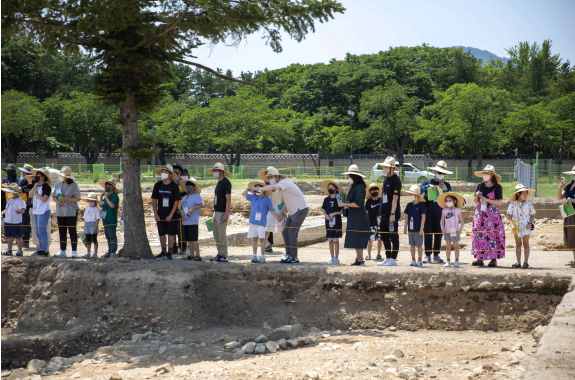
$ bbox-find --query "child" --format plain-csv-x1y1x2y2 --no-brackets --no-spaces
242,181,280,263
402,185,426,267
1,183,27,256
507,184,536,269
180,178,204,261
438,192,465,268
365,183,383,261
98,178,120,259
321,180,344,265
81,192,102,258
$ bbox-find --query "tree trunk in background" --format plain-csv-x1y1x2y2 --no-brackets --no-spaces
120,90,153,259
467,156,473,181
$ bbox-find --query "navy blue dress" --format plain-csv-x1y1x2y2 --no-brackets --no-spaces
344,184,371,249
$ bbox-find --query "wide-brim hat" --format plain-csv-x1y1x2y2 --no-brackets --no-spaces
366,183,383,199
509,183,536,202
401,184,425,202
31,168,52,181
154,164,180,182
3,164,17,172
341,164,366,178
18,164,33,174
321,180,344,196
206,162,231,177
562,166,575,175
376,157,400,171
247,181,272,197
474,165,502,182
179,178,202,194
437,192,466,209
259,167,287,180
60,166,76,180
81,192,104,206
112,172,123,179
428,160,453,175
1,182,22,195
98,178,120,194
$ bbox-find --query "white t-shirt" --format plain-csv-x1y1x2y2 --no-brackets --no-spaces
277,179,308,215
84,206,102,223
33,184,51,215
4,198,26,224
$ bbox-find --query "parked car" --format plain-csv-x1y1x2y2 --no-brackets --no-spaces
372,163,434,183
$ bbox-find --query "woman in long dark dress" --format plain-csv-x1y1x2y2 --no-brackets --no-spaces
558,166,575,268
340,165,371,266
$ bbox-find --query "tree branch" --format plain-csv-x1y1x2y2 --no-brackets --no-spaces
135,6,189,48
172,59,286,87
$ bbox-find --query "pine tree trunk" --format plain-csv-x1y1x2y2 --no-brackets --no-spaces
120,90,154,259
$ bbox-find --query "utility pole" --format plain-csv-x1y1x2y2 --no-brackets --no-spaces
152,125,157,171
348,106,355,165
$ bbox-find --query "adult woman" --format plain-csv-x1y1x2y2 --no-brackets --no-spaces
340,165,371,266
53,167,82,258
472,165,505,267
558,166,575,268
259,168,284,253
29,168,52,256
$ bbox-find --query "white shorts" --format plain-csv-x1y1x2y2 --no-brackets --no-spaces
248,224,267,239
515,229,533,238
327,238,339,242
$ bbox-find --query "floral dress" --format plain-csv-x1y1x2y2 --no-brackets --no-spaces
472,184,505,260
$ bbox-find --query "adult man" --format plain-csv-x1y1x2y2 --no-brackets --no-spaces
171,163,186,256
206,163,231,262
419,161,453,263
152,164,181,260
251,167,308,264
376,157,402,267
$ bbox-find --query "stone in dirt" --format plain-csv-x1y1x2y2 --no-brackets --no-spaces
255,343,266,354
268,324,303,341
155,364,174,373
71,372,81,378
392,349,405,358
478,281,493,290
128,355,149,364
44,362,63,373
132,333,143,342
296,337,307,346
105,306,114,312
303,371,320,379
369,360,377,367
255,334,269,343
278,339,288,350
27,359,46,374
7,369,28,379
159,346,168,355
224,341,241,350
512,343,523,351
510,350,526,361
80,359,93,365
532,325,546,342
110,372,123,380
234,349,246,355
287,339,299,348
243,342,257,354
265,341,280,353
383,355,398,363
389,326,397,331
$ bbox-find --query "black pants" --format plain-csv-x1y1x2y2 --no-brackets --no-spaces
380,214,399,259
22,205,32,244
57,214,78,251
85,234,98,243
268,232,273,245
424,211,442,257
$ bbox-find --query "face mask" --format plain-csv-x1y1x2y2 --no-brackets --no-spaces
436,174,444,180
370,192,379,198
269,178,277,185
213,171,220,178
571,174,575,180
181,176,189,180
445,201,454,208
58,176,64,182
382,167,390,175
186,186,194,193
120,179,123,184
254,188,262,195
347,177,354,184
161,173,169,180
6,171,16,180
34,176,40,182
105,186,111,193
328,188,335,195
89,202,96,207
483,174,491,182
410,196,416,202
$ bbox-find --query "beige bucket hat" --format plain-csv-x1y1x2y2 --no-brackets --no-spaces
247,181,272,197
205,162,231,177
1,182,23,196
82,192,104,206
321,180,344,196
509,183,536,202
366,183,383,199
474,165,502,182
31,168,52,181
154,164,180,182
377,157,401,171
428,160,453,175
562,166,575,175
112,172,123,179
260,167,287,180
98,178,120,194
437,192,465,209
60,166,76,180
401,184,425,202
341,164,366,178
179,178,202,194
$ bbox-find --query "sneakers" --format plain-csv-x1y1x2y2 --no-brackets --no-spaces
280,256,299,264
251,256,258,263
410,260,417,267
37,251,49,257
328,257,335,265
71,251,78,258
416,261,423,267
210,255,229,262
256,256,266,263
384,258,397,266
472,259,484,267
92,252,98,258
166,253,173,260
83,253,91,259
433,255,444,263
487,259,497,268
332,258,340,265
453,261,460,268
377,258,388,266
423,256,432,264
350,259,365,266
155,251,166,259
376,254,382,260
2,250,13,256
103,252,111,259
265,245,273,253
15,251,23,256
54,251,67,258
444,261,451,267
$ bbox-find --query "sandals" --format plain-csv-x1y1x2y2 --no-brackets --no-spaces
512,263,521,269
376,254,382,260
566,261,574,266
472,259,484,267
487,260,497,268
365,256,372,261
522,263,529,269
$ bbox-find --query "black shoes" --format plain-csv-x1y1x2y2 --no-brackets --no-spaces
210,255,228,262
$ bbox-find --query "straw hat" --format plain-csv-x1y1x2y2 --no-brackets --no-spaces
376,157,400,171
341,164,366,178
428,160,453,175
366,183,383,199
401,184,425,202
82,192,104,206
474,165,502,182
2,164,17,172
154,164,180,182
259,167,287,180
59,166,76,180
247,181,272,197
98,178,120,194
112,172,123,179
179,178,202,194
509,183,536,202
18,164,33,174
321,180,344,196
562,166,575,175
31,168,52,181
0,182,23,196
437,192,466,209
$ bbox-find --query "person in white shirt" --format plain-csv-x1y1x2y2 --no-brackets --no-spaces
1,183,27,256
81,192,103,258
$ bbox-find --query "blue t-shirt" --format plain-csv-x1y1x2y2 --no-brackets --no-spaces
247,194,274,226
404,202,427,232
181,193,203,226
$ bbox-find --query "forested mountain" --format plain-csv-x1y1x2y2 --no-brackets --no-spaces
451,46,511,65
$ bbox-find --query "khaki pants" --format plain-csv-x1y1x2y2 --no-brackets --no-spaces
212,211,228,257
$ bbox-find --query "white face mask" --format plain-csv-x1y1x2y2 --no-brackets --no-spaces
410,196,416,202
436,174,445,180
213,171,220,179
445,201,454,208
181,176,189,180
382,166,390,175
571,174,575,180
120,178,123,184
89,202,96,207
58,176,64,182
161,173,169,180
269,178,277,185
348,177,354,184
483,174,491,182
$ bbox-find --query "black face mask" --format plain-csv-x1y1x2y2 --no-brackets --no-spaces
6,170,16,180
186,186,194,193
371,192,379,197
328,188,336,195
34,176,40,182
105,186,111,193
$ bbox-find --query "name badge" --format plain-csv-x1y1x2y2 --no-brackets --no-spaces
376,216,381,226
480,202,487,212
101,210,107,219
255,212,262,221
382,193,388,204
162,197,169,208
5,214,12,223
409,218,414,230
33,197,38,209
450,227,457,237
214,195,217,206
329,217,335,227
183,207,189,215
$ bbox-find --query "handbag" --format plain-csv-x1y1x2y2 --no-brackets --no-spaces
342,207,349,217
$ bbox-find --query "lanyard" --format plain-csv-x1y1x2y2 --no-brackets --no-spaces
6,199,16,215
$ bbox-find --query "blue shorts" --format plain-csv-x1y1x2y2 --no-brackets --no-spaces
4,223,23,238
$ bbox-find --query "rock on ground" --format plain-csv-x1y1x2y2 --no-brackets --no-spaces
8,368,29,379
26,359,46,374
224,341,241,350
392,349,405,358
532,325,546,342
278,339,288,350
243,342,256,354
128,355,149,364
268,324,303,341
255,343,266,354
384,355,398,362
266,341,280,353
287,339,299,348
303,370,320,379
255,334,269,343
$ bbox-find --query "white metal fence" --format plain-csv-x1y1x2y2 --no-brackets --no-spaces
514,159,537,196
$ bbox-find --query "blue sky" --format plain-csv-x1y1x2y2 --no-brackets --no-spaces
192,0,575,75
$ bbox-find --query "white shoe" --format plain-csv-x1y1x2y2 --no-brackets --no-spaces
384,258,397,266
332,258,340,265
423,256,432,264
444,261,451,267
54,251,67,258
377,258,388,266
257,256,266,263
328,257,335,265
410,260,417,267
71,251,78,258
453,261,460,268
416,261,423,267
83,252,91,259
